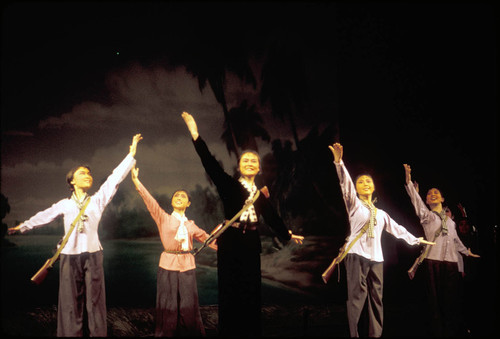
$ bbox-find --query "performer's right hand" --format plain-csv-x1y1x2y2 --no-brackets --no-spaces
403,164,412,185
328,143,343,163
8,224,22,235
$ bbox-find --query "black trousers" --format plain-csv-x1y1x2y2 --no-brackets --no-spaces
155,268,205,337
57,251,107,337
217,229,262,337
423,259,460,337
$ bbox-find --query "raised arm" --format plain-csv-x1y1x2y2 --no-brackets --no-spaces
131,167,167,229
131,166,141,189
403,163,419,192
329,143,359,214
181,112,199,141
404,163,412,185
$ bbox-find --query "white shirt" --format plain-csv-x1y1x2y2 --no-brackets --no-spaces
20,154,136,254
336,160,420,262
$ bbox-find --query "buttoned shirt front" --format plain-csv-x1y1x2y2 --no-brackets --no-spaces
20,154,136,255
405,182,469,262
336,161,420,262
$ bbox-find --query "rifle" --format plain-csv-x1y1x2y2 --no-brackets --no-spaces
193,188,263,256
407,245,430,280
408,225,442,280
30,197,90,285
31,258,57,285
321,242,347,283
322,221,371,284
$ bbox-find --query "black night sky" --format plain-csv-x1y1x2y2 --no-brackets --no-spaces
2,2,497,228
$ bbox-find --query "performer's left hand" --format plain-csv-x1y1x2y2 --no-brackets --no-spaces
468,248,480,258
290,231,304,245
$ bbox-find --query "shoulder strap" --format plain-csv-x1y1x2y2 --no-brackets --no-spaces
46,197,91,267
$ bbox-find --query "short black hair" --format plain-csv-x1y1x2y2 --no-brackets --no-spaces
171,189,191,202
66,165,91,191
238,150,261,174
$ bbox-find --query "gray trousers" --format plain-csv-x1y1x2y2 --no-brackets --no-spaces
344,253,384,338
57,251,107,337
155,267,205,337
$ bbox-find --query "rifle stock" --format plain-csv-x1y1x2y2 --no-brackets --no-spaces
407,244,431,280
193,223,223,257
322,242,348,284
31,259,53,285
321,258,339,284
407,257,420,280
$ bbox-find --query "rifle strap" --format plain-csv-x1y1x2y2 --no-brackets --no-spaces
193,189,261,256
46,197,91,268
415,224,443,264
323,220,371,283
211,190,260,241
337,220,371,263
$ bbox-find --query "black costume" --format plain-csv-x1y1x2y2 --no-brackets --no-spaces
193,136,292,336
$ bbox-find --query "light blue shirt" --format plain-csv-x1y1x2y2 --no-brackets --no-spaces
20,154,136,254
335,160,420,262
405,182,469,262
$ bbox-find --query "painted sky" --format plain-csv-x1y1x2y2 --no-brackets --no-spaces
1,1,497,232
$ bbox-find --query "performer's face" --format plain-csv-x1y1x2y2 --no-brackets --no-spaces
171,190,191,211
239,152,260,178
71,167,93,191
355,175,375,197
458,220,470,234
426,188,444,205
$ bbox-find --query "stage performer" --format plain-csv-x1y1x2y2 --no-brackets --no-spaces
403,163,480,337
8,133,143,337
329,143,431,338
181,111,304,337
131,166,216,337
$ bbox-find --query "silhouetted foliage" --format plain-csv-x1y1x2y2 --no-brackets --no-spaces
258,124,348,237
221,100,270,154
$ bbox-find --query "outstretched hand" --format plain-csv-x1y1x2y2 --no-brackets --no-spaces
403,164,412,184
289,231,304,245
418,237,436,245
129,133,143,157
181,112,199,140
8,224,22,235
328,143,343,163
468,248,480,258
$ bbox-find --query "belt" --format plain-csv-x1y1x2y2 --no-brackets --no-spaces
227,220,258,232
163,250,193,255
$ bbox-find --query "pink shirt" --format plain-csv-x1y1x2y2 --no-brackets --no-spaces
20,154,136,255
336,161,420,262
135,181,216,272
